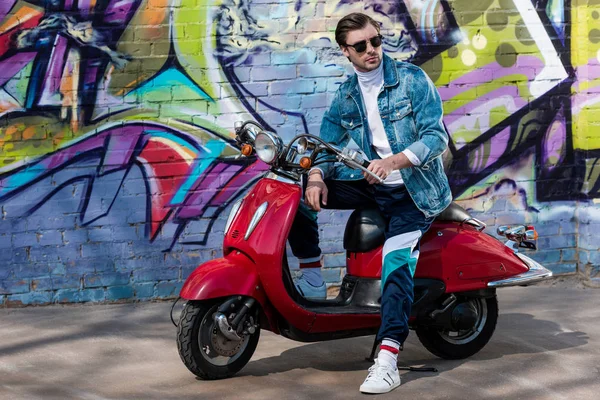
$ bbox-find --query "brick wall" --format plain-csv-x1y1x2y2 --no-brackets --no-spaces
1,0,599,305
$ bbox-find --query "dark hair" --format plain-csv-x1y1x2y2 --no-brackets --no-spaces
335,13,381,47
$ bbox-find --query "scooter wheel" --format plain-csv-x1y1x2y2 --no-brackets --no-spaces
416,296,498,360
177,299,260,380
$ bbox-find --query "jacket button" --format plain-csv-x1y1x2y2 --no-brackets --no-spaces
349,121,353,127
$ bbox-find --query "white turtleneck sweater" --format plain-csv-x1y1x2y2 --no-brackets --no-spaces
355,62,420,185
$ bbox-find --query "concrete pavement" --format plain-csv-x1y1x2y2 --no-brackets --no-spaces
0,286,599,400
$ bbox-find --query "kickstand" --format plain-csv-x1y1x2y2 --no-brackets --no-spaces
365,338,379,362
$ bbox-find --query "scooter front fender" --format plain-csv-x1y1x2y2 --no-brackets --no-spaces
180,252,266,306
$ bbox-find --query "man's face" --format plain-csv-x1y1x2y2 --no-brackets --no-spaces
341,24,384,73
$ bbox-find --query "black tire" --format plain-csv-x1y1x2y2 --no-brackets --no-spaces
177,300,260,380
416,296,498,360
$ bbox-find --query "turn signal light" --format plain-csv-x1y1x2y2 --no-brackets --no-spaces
299,157,312,169
241,144,253,156
498,224,539,251
525,227,538,240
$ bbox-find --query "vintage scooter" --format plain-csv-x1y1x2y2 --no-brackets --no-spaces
174,121,553,380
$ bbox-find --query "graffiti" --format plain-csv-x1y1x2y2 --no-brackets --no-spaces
0,121,263,247
0,0,268,252
1,0,599,302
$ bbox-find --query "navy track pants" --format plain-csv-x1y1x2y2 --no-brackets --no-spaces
288,179,435,344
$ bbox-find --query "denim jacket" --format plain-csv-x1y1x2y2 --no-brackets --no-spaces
317,54,452,218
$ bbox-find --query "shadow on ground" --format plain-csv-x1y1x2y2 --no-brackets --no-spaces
241,312,588,384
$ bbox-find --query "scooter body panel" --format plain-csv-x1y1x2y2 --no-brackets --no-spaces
222,177,388,334
223,177,317,332
346,247,382,278
346,221,530,293
418,223,529,292
179,252,266,305
308,313,381,333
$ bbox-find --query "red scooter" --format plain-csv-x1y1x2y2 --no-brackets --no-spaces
175,121,553,380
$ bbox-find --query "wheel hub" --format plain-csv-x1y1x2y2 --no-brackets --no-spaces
438,297,488,345
210,325,244,357
451,301,479,331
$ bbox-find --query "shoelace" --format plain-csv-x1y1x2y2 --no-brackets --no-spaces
365,362,394,381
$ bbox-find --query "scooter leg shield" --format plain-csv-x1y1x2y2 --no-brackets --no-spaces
180,252,266,306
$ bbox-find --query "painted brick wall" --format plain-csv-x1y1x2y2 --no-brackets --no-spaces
1,0,599,306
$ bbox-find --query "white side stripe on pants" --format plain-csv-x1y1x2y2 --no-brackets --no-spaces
382,230,421,260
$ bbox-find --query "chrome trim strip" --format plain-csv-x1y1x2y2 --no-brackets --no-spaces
224,198,244,235
245,201,268,240
487,253,553,288
463,217,486,231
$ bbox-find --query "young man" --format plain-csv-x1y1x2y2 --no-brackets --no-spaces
288,13,452,394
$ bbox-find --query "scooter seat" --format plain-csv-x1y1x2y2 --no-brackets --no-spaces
343,208,386,253
343,203,474,253
435,202,473,223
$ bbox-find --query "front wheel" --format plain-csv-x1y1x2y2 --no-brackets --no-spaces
416,296,498,359
177,300,260,379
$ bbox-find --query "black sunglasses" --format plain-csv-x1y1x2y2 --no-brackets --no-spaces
345,35,383,53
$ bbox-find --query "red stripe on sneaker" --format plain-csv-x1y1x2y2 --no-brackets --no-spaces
299,261,321,269
380,345,399,354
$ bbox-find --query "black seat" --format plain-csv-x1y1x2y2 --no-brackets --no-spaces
343,203,473,253
435,202,473,223
343,208,386,252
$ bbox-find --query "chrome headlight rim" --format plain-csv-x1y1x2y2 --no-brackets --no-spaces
254,131,283,164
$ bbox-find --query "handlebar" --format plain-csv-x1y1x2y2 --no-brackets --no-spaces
235,121,384,184
334,147,384,184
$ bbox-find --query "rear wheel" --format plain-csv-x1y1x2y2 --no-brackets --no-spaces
177,300,260,379
416,296,498,359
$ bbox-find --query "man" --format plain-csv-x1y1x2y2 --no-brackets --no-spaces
288,12,452,394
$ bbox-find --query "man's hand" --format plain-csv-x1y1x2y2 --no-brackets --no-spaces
363,153,413,184
364,158,395,184
305,171,328,211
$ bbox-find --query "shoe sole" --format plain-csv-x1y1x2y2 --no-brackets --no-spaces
359,380,401,394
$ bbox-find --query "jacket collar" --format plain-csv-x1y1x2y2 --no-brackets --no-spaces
382,53,399,87
345,53,398,98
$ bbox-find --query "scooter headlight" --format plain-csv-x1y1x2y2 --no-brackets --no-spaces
254,131,282,164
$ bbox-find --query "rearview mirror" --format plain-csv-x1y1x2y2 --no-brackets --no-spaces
296,137,316,154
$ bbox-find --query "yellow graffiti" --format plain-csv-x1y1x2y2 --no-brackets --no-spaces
571,0,600,151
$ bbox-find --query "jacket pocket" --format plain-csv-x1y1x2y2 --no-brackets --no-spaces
389,100,412,122
388,100,416,145
340,116,363,130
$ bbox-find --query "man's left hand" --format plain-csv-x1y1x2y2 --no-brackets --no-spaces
363,153,414,184
364,158,395,185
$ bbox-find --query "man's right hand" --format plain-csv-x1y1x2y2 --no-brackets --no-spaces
305,172,328,211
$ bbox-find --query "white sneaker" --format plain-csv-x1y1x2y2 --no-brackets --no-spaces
359,359,401,394
294,274,327,300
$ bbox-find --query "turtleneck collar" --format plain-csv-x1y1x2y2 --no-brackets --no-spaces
354,61,384,89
